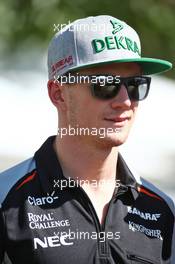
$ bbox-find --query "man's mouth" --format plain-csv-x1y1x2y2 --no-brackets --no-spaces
104,116,130,127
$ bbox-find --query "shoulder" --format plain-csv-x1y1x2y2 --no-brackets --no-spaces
0,158,36,205
139,176,174,215
130,165,175,217
121,153,175,216
131,169,175,263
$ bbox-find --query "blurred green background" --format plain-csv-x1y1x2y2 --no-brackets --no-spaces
0,0,175,78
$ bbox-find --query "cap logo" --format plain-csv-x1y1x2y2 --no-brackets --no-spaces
91,19,140,56
110,19,124,34
92,36,140,55
51,55,73,74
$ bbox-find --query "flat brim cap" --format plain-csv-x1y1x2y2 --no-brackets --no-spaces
48,15,172,79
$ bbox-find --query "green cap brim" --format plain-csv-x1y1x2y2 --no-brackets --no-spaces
70,58,172,75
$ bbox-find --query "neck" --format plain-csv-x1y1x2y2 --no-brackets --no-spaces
54,134,119,189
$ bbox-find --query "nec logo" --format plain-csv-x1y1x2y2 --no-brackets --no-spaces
34,235,73,249
28,191,58,206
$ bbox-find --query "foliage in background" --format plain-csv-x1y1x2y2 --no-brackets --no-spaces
0,0,175,78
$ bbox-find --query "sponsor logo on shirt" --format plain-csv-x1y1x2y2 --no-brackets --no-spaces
27,191,58,206
34,235,73,249
27,212,70,230
128,221,163,240
127,206,161,221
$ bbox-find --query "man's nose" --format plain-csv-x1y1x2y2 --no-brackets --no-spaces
110,84,131,109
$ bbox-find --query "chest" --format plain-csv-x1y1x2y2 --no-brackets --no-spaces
4,189,167,264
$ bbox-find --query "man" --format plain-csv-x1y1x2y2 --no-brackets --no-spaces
0,15,174,264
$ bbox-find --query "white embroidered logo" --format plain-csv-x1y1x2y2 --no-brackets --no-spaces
127,206,161,221
28,191,58,206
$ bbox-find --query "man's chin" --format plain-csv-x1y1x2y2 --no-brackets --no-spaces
109,138,127,147
96,133,128,148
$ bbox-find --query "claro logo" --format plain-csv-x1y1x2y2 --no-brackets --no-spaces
34,235,73,249
28,191,58,206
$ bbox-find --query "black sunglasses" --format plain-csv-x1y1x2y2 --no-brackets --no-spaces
87,75,151,101
59,73,151,101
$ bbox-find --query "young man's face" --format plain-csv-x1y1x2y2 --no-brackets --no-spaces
62,62,142,148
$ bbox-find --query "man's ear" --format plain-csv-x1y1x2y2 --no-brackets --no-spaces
47,80,67,111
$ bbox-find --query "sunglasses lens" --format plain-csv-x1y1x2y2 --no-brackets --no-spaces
90,76,150,101
127,77,149,101
92,84,119,99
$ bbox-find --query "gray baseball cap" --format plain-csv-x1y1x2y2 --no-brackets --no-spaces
48,15,172,79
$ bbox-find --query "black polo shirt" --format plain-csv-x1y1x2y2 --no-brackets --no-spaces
0,136,174,264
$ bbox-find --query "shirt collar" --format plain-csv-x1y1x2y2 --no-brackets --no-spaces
34,136,139,200
113,153,139,200
34,136,64,194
